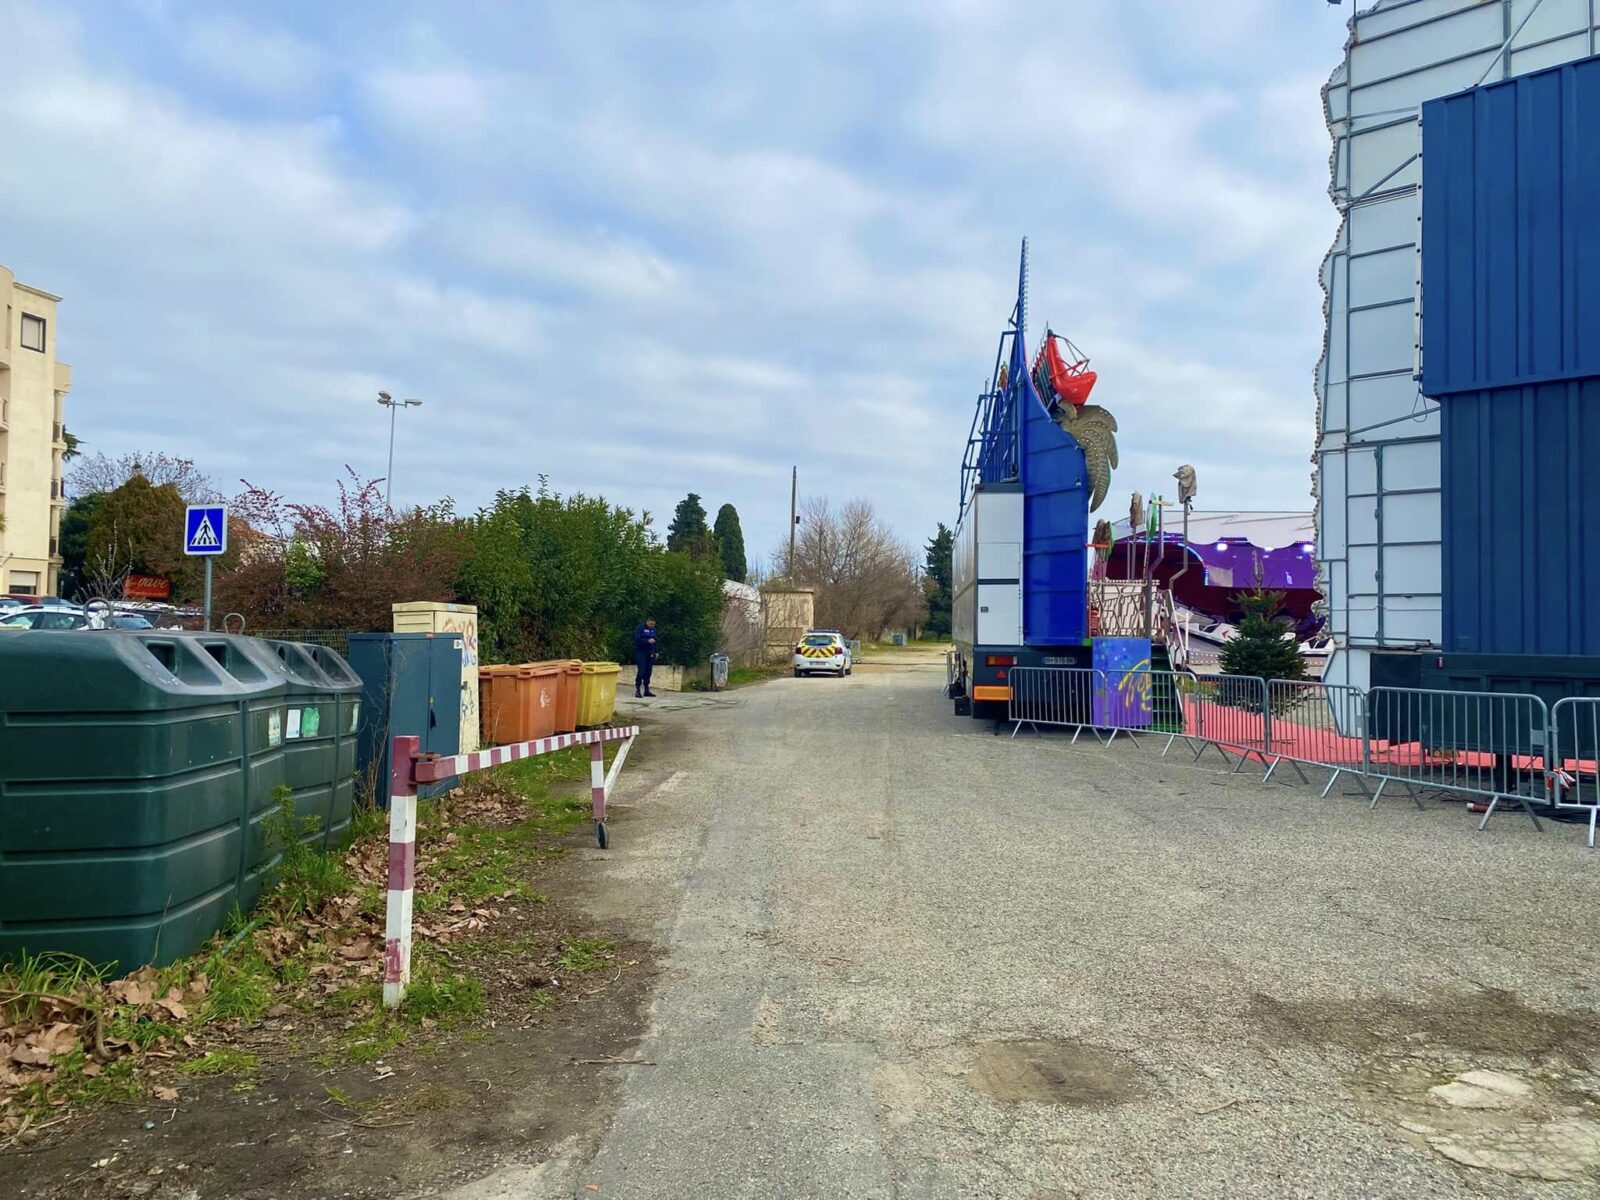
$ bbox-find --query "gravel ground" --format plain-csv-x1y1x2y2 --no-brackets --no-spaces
456,656,1600,1199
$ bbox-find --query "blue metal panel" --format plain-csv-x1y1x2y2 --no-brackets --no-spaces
1441,379,1600,656
1421,53,1600,397
347,633,459,808
1021,359,1089,646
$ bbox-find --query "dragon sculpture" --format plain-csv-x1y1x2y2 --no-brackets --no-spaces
1031,329,1118,512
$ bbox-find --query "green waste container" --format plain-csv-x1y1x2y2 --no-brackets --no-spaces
0,632,290,971
265,641,363,851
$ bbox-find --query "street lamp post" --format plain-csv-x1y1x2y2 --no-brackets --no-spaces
377,391,423,510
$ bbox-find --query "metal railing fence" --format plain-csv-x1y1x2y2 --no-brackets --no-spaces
1260,680,1371,798
1548,697,1600,847
1364,687,1547,829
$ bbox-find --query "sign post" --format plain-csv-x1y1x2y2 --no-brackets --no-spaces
183,504,228,631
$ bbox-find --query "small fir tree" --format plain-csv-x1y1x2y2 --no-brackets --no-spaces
1218,587,1305,682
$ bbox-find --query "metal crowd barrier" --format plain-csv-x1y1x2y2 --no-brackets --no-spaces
1008,667,1115,742
1548,697,1600,846
996,668,1598,840
1260,680,1372,799
1361,687,1545,829
1181,674,1270,771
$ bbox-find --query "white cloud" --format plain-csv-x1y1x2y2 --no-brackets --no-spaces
179,15,325,100
14,0,1349,561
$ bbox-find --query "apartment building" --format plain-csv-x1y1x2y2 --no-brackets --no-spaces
0,264,71,597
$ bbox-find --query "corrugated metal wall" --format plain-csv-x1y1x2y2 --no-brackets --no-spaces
1421,51,1600,659
1440,380,1600,655
1021,371,1089,646
1421,54,1600,397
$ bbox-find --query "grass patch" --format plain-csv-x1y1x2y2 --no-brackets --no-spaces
687,666,783,691
401,972,486,1025
556,937,616,973
263,789,352,918
177,1049,260,1077
343,1010,409,1064
0,951,107,1026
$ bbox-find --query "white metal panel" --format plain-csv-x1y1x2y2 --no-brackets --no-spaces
1347,494,1378,546
1381,490,1440,539
1349,195,1418,248
1349,305,1416,376
1347,446,1379,495
1350,3,1503,83
1382,439,1442,488
1348,374,1424,432
976,583,1021,646
1359,0,1487,40
1381,544,1441,595
1350,246,1417,301
1509,0,1590,46
1353,52,1502,117
1326,562,1350,636
1350,544,1379,589
984,542,1020,580
1511,32,1593,73
1320,452,1349,555
1385,597,1442,644
1348,122,1421,197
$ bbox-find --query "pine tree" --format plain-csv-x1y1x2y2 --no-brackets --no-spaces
922,523,954,638
1218,588,1305,682
712,503,747,581
666,493,710,555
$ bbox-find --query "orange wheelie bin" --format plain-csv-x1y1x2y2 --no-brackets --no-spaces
529,659,582,734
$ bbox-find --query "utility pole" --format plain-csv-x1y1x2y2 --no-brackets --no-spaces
788,465,798,581
377,391,424,510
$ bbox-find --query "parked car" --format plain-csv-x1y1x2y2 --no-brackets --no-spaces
793,629,852,677
0,606,91,631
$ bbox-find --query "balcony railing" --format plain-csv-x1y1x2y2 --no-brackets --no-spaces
53,421,65,444
50,478,65,501
49,537,59,557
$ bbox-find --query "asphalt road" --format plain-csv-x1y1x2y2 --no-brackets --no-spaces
456,654,1600,1199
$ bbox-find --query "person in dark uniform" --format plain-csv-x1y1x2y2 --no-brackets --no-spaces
633,617,659,697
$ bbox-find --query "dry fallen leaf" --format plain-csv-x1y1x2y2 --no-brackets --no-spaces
156,992,190,1021
152,1086,179,1103
338,938,373,961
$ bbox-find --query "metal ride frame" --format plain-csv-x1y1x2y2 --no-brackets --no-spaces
1005,667,1583,839
381,725,640,1007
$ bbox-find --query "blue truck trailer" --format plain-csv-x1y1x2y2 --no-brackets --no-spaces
950,242,1120,719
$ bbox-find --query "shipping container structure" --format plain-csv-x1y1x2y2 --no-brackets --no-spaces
951,243,1095,718
1314,0,1600,694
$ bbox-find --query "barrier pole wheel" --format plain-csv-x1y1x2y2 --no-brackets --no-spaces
596,820,608,849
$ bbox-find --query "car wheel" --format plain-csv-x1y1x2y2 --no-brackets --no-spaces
794,668,802,677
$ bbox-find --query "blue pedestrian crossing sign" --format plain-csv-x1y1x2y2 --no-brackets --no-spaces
184,505,228,556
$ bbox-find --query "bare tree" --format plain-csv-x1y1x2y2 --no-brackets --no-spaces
67,451,220,503
772,497,925,639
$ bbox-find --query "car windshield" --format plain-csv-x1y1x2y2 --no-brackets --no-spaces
803,635,838,647
110,615,154,629
37,612,83,629
0,614,31,628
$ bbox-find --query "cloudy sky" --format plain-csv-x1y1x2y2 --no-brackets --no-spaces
4,1,1351,562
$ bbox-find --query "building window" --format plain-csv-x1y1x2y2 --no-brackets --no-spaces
20,313,45,353
8,570,40,596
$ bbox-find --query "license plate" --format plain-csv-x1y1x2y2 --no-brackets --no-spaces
1041,657,1076,665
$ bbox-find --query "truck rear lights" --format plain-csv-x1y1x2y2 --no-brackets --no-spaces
985,655,1016,667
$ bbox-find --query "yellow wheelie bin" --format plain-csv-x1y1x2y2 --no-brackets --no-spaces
575,661,621,726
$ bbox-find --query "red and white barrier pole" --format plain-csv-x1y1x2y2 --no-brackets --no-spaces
383,725,639,1006
382,734,420,1009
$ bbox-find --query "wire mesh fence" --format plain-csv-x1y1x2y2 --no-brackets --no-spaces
243,628,354,655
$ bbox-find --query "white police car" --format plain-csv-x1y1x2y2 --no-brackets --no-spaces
793,629,852,677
